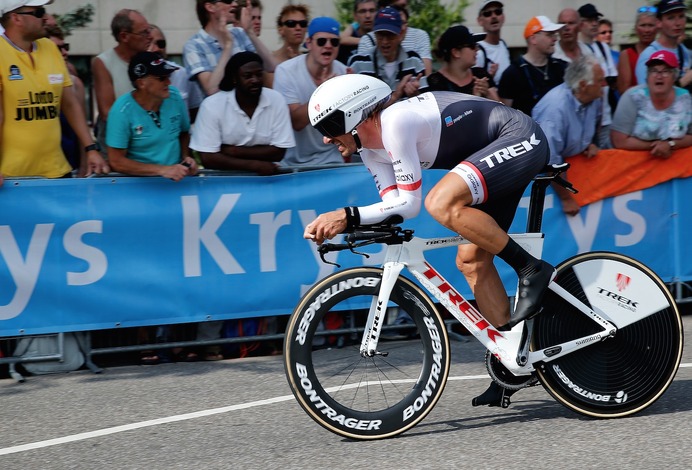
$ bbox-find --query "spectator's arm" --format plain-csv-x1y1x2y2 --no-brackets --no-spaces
552,180,580,216
678,69,692,89
422,58,433,76
238,0,277,72
62,84,110,176
610,130,656,150
91,56,116,121
287,102,310,131
200,145,285,175
616,51,633,95
340,24,359,46
109,146,191,181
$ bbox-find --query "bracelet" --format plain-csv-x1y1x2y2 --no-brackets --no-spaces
84,143,101,153
343,206,361,231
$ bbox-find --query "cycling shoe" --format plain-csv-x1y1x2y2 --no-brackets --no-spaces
471,381,515,408
498,260,556,331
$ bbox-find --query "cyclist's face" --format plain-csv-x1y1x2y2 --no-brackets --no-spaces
323,132,357,157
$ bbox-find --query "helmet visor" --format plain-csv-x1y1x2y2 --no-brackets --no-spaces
313,110,347,139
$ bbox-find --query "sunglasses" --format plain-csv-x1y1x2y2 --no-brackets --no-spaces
14,6,46,18
154,39,167,49
481,8,503,18
314,37,340,47
129,27,153,37
58,43,70,51
213,0,236,4
637,6,657,13
282,19,308,28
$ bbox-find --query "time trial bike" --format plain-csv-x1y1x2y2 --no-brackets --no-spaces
283,164,683,440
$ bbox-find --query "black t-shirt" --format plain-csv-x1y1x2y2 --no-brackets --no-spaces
498,57,567,116
426,67,496,95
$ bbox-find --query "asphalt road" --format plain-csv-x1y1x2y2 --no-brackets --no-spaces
2,315,692,470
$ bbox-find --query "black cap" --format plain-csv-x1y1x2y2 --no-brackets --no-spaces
656,0,686,17
128,51,179,83
437,25,486,57
577,3,603,19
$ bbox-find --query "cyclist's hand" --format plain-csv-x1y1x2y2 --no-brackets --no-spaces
304,209,347,244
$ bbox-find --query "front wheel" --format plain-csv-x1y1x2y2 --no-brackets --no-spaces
533,252,683,418
284,267,450,440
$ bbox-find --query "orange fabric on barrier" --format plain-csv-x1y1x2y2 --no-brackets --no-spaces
566,146,692,206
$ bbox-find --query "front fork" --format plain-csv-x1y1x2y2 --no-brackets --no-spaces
360,261,405,357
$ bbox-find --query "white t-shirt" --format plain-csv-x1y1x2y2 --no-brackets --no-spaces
190,87,295,153
273,54,347,166
475,40,510,83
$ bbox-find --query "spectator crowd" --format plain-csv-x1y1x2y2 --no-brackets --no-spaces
1,0,691,363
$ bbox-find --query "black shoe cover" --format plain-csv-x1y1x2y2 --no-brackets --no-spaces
472,381,516,408
498,260,556,331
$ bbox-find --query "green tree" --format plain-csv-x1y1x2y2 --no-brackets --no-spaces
334,0,469,47
53,4,95,36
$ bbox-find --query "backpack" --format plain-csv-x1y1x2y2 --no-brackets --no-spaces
477,39,509,73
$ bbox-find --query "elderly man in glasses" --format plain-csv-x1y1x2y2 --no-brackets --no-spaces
0,0,109,182
91,9,154,157
273,17,348,166
348,6,427,100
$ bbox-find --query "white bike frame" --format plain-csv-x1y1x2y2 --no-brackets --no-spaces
359,232,618,376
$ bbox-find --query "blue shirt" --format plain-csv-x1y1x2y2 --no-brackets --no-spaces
532,83,602,164
635,41,691,85
106,87,191,166
183,27,256,107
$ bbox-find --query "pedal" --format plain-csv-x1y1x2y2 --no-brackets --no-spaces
501,394,511,408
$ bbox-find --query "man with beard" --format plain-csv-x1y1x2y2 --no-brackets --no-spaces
475,0,510,83
190,51,294,174
183,0,277,121
0,0,109,179
273,16,348,165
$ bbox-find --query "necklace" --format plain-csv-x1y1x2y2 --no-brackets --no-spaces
528,61,549,81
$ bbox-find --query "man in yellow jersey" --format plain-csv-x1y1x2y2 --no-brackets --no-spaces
0,0,109,179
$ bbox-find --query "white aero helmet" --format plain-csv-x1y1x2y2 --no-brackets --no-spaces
309,74,392,138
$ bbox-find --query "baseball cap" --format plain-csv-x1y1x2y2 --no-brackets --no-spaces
372,6,402,35
524,16,565,39
307,17,340,38
645,50,680,68
656,0,686,16
437,25,487,55
0,0,53,16
478,0,503,14
128,51,179,83
577,3,603,19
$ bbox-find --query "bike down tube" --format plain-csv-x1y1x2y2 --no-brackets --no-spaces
360,247,405,357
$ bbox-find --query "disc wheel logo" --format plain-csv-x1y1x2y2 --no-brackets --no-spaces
616,273,630,292
614,390,628,403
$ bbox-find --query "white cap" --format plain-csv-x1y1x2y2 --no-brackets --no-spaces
524,15,565,39
479,0,503,14
0,0,52,17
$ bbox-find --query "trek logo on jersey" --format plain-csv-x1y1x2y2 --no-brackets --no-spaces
14,91,59,122
444,110,473,127
8,65,23,81
479,133,541,168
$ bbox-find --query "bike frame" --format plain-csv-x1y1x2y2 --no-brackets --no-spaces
359,234,618,375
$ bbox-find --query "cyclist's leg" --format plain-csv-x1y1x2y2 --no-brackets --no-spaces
456,244,510,328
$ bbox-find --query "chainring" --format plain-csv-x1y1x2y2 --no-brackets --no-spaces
485,350,539,391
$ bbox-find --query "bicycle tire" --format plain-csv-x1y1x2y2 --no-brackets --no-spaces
532,252,683,418
284,267,451,440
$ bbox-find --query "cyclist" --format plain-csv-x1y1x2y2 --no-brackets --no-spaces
303,74,556,407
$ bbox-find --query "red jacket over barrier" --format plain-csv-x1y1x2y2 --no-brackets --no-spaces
568,147,692,207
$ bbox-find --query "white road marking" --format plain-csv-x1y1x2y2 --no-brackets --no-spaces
1,365,690,456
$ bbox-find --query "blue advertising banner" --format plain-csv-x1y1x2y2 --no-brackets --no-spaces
0,167,687,336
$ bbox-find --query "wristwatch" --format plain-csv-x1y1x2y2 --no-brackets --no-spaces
84,143,101,153
667,139,676,148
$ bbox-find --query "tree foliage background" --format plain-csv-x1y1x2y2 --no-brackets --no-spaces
334,0,470,47
53,4,94,36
